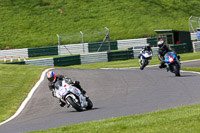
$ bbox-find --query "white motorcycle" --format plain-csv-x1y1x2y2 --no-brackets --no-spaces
139,50,152,70
54,80,93,111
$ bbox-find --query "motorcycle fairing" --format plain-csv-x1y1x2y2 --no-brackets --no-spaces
164,52,176,65
141,50,152,59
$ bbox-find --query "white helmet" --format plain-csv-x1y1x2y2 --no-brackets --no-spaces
158,39,164,47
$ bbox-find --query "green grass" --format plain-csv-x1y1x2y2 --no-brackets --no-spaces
182,67,200,73
1,0,200,49
0,64,48,122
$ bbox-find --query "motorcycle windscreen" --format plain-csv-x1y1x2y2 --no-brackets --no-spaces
142,51,152,58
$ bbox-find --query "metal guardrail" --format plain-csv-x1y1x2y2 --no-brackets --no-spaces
117,38,147,50
193,41,200,52
80,52,108,64
0,48,28,60
59,43,89,55
191,33,197,41
25,58,54,66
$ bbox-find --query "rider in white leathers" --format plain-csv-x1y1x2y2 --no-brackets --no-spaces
47,71,86,107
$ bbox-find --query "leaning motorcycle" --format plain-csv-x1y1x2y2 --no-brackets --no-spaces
164,52,181,76
54,80,93,111
139,50,152,70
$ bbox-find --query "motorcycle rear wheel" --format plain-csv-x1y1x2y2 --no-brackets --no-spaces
66,96,83,112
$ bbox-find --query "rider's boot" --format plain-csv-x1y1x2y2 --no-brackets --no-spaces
159,61,167,69
59,99,66,107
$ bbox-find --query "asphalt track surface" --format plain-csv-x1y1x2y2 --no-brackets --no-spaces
0,60,200,133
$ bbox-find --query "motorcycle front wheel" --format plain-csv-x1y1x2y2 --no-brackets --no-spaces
140,59,147,70
66,96,83,112
86,98,93,110
171,63,181,76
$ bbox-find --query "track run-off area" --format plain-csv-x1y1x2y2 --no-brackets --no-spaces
0,60,200,133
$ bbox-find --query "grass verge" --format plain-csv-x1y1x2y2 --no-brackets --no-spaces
0,64,48,122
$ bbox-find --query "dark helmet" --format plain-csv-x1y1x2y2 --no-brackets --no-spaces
145,43,151,51
47,71,56,83
158,38,165,48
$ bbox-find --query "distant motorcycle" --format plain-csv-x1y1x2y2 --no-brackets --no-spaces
54,80,93,111
164,52,181,76
139,50,152,70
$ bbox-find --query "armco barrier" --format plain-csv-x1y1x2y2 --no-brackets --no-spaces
117,38,147,50
53,55,81,66
25,58,54,66
0,48,28,59
107,50,134,61
81,52,108,64
193,41,200,52
28,46,58,57
59,43,88,55
88,41,118,52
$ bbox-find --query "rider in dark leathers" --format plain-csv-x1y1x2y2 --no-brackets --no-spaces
47,71,86,107
157,39,180,69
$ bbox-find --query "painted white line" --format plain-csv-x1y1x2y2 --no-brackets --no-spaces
0,68,54,126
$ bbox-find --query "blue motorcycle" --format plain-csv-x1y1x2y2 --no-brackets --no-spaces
164,52,181,76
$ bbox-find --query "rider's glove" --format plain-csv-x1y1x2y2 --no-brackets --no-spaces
74,81,80,85
65,78,73,84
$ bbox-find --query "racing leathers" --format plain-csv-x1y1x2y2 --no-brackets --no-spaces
48,74,86,107
157,44,180,68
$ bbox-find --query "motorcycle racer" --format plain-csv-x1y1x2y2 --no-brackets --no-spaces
138,43,153,59
47,71,86,107
157,38,180,69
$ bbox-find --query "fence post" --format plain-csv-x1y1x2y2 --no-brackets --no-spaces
80,31,85,54
57,34,61,55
